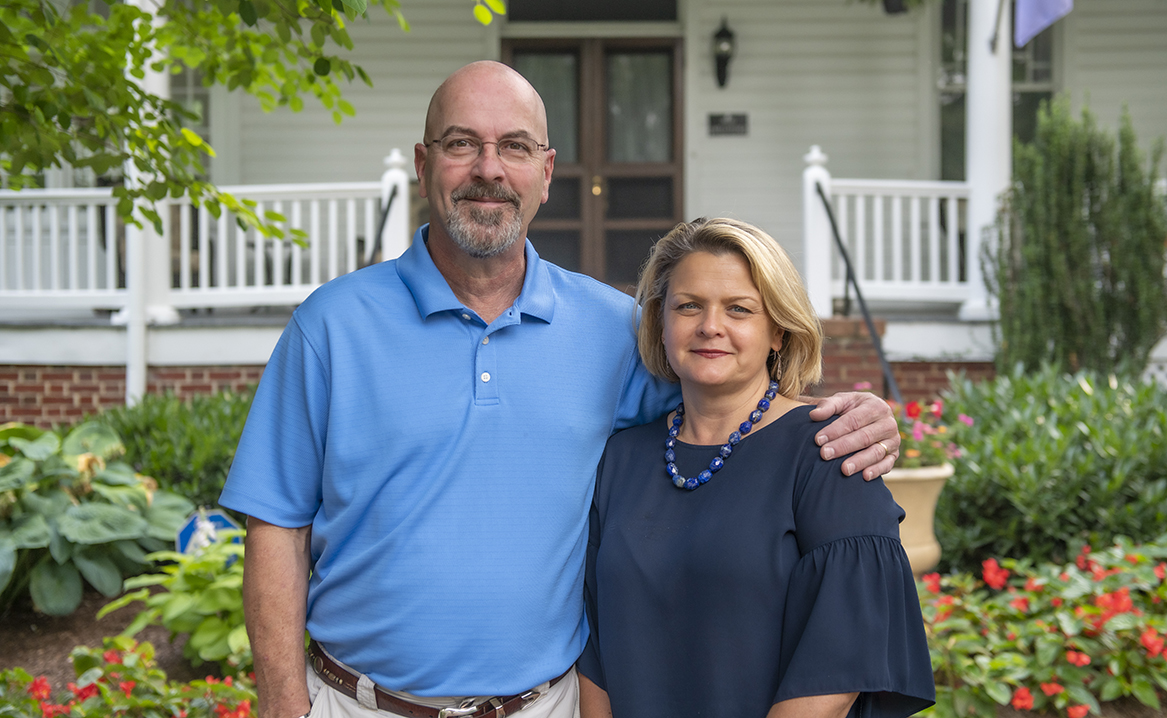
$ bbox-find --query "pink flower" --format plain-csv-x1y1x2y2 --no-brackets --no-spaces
957,413,974,426
930,400,944,416
853,381,873,391
1011,687,1033,710
912,422,925,442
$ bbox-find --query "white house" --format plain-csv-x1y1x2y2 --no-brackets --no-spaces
2,0,1166,415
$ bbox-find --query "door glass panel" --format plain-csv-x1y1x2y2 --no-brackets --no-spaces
529,230,581,272
606,229,664,287
607,52,671,163
606,177,672,219
540,177,581,220
514,53,579,164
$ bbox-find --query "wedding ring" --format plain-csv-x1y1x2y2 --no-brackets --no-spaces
876,440,891,458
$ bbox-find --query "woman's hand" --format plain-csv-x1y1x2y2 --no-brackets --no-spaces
578,673,612,718
766,692,858,718
807,391,899,480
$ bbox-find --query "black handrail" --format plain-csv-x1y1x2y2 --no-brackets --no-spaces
814,181,904,405
368,184,399,266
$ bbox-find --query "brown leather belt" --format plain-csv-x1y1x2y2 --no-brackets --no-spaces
307,640,568,718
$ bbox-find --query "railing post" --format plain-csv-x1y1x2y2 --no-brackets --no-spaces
380,149,411,261
803,145,834,319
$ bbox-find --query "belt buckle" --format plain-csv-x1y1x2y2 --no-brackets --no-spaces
437,699,480,718
520,689,543,708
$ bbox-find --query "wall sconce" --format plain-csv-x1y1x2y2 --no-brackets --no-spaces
713,18,735,88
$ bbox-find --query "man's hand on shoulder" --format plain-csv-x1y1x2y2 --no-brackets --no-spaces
806,391,899,480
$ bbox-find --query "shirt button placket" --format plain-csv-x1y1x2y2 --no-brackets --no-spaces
475,328,499,405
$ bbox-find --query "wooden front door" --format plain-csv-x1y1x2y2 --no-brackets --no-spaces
503,38,683,292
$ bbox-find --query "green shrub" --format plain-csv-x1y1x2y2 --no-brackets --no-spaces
937,365,1167,573
0,637,255,718
101,531,252,677
921,535,1167,718
989,97,1167,376
0,422,194,616
95,391,254,518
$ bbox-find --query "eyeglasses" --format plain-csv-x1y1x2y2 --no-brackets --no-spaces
426,135,550,165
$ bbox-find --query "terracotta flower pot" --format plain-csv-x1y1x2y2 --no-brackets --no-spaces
883,463,953,577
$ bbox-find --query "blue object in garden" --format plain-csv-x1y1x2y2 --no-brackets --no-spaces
177,508,242,555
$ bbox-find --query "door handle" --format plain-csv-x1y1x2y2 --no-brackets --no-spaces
591,176,603,196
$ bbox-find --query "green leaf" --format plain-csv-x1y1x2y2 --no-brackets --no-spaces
62,422,122,459
313,57,330,76
188,615,231,652
160,592,197,623
94,462,140,486
73,549,124,597
180,127,204,147
8,513,50,549
29,558,83,615
1098,678,1123,702
238,0,258,25
1131,677,1161,709
97,587,151,619
227,624,250,654
472,3,492,25
0,457,35,491
49,524,74,564
0,423,44,447
112,539,150,566
58,503,149,544
0,535,15,594
143,491,195,540
983,680,1011,705
484,0,506,14
11,432,61,461
338,0,366,14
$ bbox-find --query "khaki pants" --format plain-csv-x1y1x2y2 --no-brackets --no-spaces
305,664,580,718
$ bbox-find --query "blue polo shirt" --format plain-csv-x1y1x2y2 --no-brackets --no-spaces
220,226,678,696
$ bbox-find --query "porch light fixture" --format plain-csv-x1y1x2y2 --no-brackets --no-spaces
713,18,735,88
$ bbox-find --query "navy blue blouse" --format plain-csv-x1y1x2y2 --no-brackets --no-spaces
577,406,935,718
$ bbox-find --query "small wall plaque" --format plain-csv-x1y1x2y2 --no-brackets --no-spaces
708,113,748,136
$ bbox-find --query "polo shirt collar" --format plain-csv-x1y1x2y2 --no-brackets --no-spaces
397,224,556,325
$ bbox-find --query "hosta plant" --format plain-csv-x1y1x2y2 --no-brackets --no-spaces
0,421,194,616
920,535,1167,717
0,636,255,718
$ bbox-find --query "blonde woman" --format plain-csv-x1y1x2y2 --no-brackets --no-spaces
577,218,934,718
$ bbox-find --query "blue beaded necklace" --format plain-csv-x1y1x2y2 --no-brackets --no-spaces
665,380,780,490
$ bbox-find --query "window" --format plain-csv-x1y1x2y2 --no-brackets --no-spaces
938,0,1055,180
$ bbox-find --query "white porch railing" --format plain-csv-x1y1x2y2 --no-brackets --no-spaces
1,150,412,404
802,145,977,318
0,150,411,315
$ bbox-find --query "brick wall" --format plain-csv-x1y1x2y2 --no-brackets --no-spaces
0,365,264,427
2,324,994,427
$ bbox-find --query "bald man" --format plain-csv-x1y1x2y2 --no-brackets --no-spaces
221,61,901,718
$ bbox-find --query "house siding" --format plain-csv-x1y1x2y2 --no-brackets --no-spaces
1062,0,1167,147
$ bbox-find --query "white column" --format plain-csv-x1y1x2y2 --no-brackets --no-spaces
379,149,412,261
960,0,1011,321
119,0,179,405
802,146,834,319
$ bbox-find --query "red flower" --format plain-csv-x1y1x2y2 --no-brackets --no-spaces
905,401,922,419
39,702,69,718
1007,631,1017,640
205,676,219,684
118,681,135,698
1125,554,1139,565
223,676,233,687
1141,627,1164,658
1059,572,1070,581
1051,597,1064,607
922,573,941,594
1067,706,1089,718
1039,682,1064,696
1066,650,1092,667
1011,687,1034,710
929,400,944,417
982,558,1010,590
1010,597,1029,612
1076,545,1092,570
1155,562,1166,581
67,682,99,701
1024,577,1041,592
103,650,122,664
934,595,956,622
28,677,52,701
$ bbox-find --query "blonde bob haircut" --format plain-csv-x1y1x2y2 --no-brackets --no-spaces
636,217,823,399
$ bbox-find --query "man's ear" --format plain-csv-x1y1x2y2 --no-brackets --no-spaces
414,143,429,199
